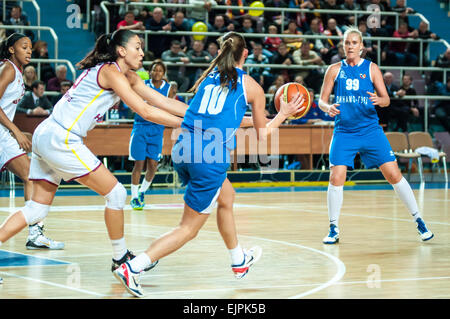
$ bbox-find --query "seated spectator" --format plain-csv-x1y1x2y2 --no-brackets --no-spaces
321,0,341,26
305,18,331,62
239,17,259,50
330,42,345,64
30,40,55,84
432,77,450,132
169,10,191,50
136,7,151,23
146,7,172,58
291,88,333,124
246,43,273,91
323,18,342,58
207,41,219,59
51,81,72,105
389,74,419,132
340,0,361,28
4,5,34,41
358,19,377,63
378,71,399,128
385,22,418,66
391,0,415,27
270,42,294,82
186,40,212,86
431,48,450,84
186,0,216,30
169,81,186,104
264,0,288,28
264,24,282,54
23,65,38,91
16,80,53,116
161,40,190,92
410,21,439,66
283,20,303,50
116,11,145,31
292,40,324,92
209,14,234,44
47,65,73,92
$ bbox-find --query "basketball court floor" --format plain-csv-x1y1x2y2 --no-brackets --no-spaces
0,183,448,299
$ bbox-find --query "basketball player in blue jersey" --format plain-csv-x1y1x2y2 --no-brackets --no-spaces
114,32,306,297
319,27,434,244
129,60,173,210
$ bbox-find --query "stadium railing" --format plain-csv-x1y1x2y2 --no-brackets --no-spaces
1,0,41,38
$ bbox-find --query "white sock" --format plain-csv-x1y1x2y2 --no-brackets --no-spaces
129,252,152,273
392,177,421,221
229,243,245,266
111,237,128,261
327,184,343,227
131,184,139,199
139,178,153,194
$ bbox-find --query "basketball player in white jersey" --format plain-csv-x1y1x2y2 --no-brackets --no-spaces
0,34,64,264
0,30,188,283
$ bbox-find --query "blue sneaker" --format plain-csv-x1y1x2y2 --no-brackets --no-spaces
130,197,143,210
323,224,339,244
416,218,434,241
138,192,145,207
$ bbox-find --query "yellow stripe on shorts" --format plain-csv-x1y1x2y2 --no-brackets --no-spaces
65,89,104,171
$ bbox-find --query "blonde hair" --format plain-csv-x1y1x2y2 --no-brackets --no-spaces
343,26,363,43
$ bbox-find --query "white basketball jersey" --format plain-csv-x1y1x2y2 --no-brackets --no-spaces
51,62,121,137
0,59,25,134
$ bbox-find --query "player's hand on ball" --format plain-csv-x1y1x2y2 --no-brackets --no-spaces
279,93,305,118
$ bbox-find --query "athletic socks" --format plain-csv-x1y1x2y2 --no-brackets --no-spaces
111,237,128,261
129,252,152,273
229,243,245,265
392,177,421,221
327,184,343,226
139,178,153,194
131,184,139,199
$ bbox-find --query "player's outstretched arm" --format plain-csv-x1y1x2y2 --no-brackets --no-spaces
99,64,182,127
127,71,188,117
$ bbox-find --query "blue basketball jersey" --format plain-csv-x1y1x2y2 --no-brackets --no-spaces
179,67,249,162
134,79,171,126
333,59,379,134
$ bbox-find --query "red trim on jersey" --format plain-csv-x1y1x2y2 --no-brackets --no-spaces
97,62,120,91
29,178,59,187
66,161,102,182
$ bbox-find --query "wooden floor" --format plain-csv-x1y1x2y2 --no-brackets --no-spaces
0,184,449,299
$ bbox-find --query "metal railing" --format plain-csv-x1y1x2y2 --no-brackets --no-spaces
30,58,77,83
1,0,41,38
99,1,432,34
0,24,58,59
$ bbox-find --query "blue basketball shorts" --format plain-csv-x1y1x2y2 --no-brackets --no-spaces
129,124,164,162
329,127,396,169
173,158,229,214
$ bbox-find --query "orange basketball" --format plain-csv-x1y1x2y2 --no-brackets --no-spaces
274,82,311,119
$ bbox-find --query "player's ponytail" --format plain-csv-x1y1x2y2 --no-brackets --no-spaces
0,33,27,59
188,32,246,93
76,30,137,69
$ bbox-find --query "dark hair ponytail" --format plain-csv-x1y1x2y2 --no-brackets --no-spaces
188,32,246,93
76,29,138,69
0,33,27,59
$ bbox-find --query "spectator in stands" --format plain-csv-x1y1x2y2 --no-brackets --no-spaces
186,40,212,87
432,77,450,132
23,65,38,92
330,42,345,64
364,0,392,36
340,0,361,29
246,42,273,91
389,74,419,132
410,21,439,66
391,0,415,27
358,19,377,63
264,0,288,28
239,17,259,51
31,40,55,84
270,42,294,81
161,40,190,92
169,81,186,104
207,41,219,59
51,81,72,105
379,71,399,128
169,11,191,50
116,11,145,31
323,18,342,51
305,18,330,62
386,22,418,66
321,0,342,26
292,40,324,92
223,0,248,22
186,0,217,30
145,7,172,58
16,80,53,116
209,14,234,45
47,65,73,92
136,7,151,23
264,24,282,54
283,20,303,50
4,5,34,41
267,75,286,115
430,48,450,84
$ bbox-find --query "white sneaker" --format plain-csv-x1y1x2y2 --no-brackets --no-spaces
26,225,65,250
231,246,262,279
113,262,144,298
0,277,3,284
323,224,339,244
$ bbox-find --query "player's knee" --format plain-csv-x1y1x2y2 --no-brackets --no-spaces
21,200,50,225
217,188,235,208
104,182,127,210
180,225,199,241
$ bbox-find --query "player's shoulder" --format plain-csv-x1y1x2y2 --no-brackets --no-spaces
243,74,264,96
0,60,16,83
325,61,342,79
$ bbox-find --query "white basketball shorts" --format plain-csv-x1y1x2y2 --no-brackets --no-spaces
0,129,27,172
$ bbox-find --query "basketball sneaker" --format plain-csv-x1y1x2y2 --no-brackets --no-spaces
138,192,145,207
113,262,144,298
231,246,262,279
416,218,434,241
323,224,339,244
26,224,65,250
130,197,143,210
0,277,2,284
111,250,158,272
